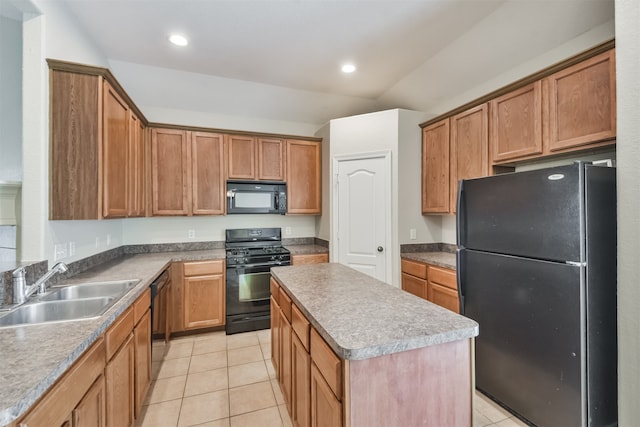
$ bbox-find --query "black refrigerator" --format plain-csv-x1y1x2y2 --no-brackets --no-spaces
457,162,617,427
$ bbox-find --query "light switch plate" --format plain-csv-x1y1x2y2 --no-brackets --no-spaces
410,229,417,240
54,243,67,261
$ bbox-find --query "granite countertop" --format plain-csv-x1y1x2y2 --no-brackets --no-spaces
401,251,457,270
271,263,478,361
0,249,225,426
285,244,329,256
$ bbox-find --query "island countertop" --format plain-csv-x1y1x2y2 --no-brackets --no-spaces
270,263,478,361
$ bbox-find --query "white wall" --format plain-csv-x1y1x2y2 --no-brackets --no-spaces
21,0,119,264
0,15,22,182
397,110,441,245
615,0,640,423
122,215,315,245
328,109,433,286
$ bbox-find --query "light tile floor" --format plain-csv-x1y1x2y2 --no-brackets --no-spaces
138,329,528,427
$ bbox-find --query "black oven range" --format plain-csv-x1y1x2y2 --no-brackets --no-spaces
225,228,291,334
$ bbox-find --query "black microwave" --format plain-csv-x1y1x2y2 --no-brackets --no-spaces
226,181,287,214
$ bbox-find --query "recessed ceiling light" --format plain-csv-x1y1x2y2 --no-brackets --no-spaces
169,34,188,47
341,64,356,74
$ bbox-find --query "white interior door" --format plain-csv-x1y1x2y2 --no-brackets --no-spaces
334,152,390,282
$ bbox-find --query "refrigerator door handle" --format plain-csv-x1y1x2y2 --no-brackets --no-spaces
456,179,466,247
456,249,465,315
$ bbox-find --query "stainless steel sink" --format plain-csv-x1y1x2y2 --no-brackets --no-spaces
41,280,138,301
0,297,116,327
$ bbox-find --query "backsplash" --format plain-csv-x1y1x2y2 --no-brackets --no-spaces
0,237,328,305
0,261,47,306
400,243,456,253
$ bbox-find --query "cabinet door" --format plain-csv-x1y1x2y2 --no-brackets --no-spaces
421,119,450,214
310,364,342,427
134,310,151,418
151,128,190,215
127,113,145,217
547,49,616,152
191,132,225,215
49,71,101,220
271,296,281,378
450,104,488,214
105,334,134,427
281,311,293,411
102,81,129,218
490,81,543,163
292,333,311,427
286,140,322,214
183,274,225,329
257,138,286,181
226,134,256,179
73,375,106,427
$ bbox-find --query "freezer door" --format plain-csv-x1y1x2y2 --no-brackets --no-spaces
461,249,584,427
457,163,583,262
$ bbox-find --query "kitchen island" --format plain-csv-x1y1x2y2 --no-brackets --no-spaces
270,263,479,427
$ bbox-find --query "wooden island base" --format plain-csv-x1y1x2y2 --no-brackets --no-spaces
346,339,472,426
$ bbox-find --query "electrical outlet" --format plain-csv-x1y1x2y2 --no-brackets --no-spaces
188,229,195,239
54,243,67,262
285,227,292,235
410,229,417,240
69,241,76,256
106,234,111,246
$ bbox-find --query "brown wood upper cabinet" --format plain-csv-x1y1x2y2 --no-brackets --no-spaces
489,81,543,163
49,69,145,220
226,135,286,181
422,119,451,214
258,138,286,181
450,104,489,214
546,49,616,152
490,48,616,164
421,104,488,215
127,113,145,217
151,129,225,216
287,140,322,215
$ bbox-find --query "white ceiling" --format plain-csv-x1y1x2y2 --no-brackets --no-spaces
57,0,614,125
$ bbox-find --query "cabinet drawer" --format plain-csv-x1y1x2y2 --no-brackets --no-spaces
401,259,427,279
402,273,427,299
133,288,151,324
428,266,457,290
291,304,310,351
291,253,329,265
279,289,292,322
106,307,134,360
183,260,224,276
310,328,342,400
270,277,280,301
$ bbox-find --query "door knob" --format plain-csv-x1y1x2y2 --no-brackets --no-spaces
377,246,384,252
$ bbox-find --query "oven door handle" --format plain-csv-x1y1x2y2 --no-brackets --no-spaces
227,262,289,270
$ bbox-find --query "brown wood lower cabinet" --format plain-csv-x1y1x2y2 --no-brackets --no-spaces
73,375,106,427
16,290,153,427
401,259,459,313
17,339,106,427
105,334,134,427
310,364,342,427
272,274,473,426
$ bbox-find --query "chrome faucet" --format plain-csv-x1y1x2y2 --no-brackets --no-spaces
12,262,69,305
